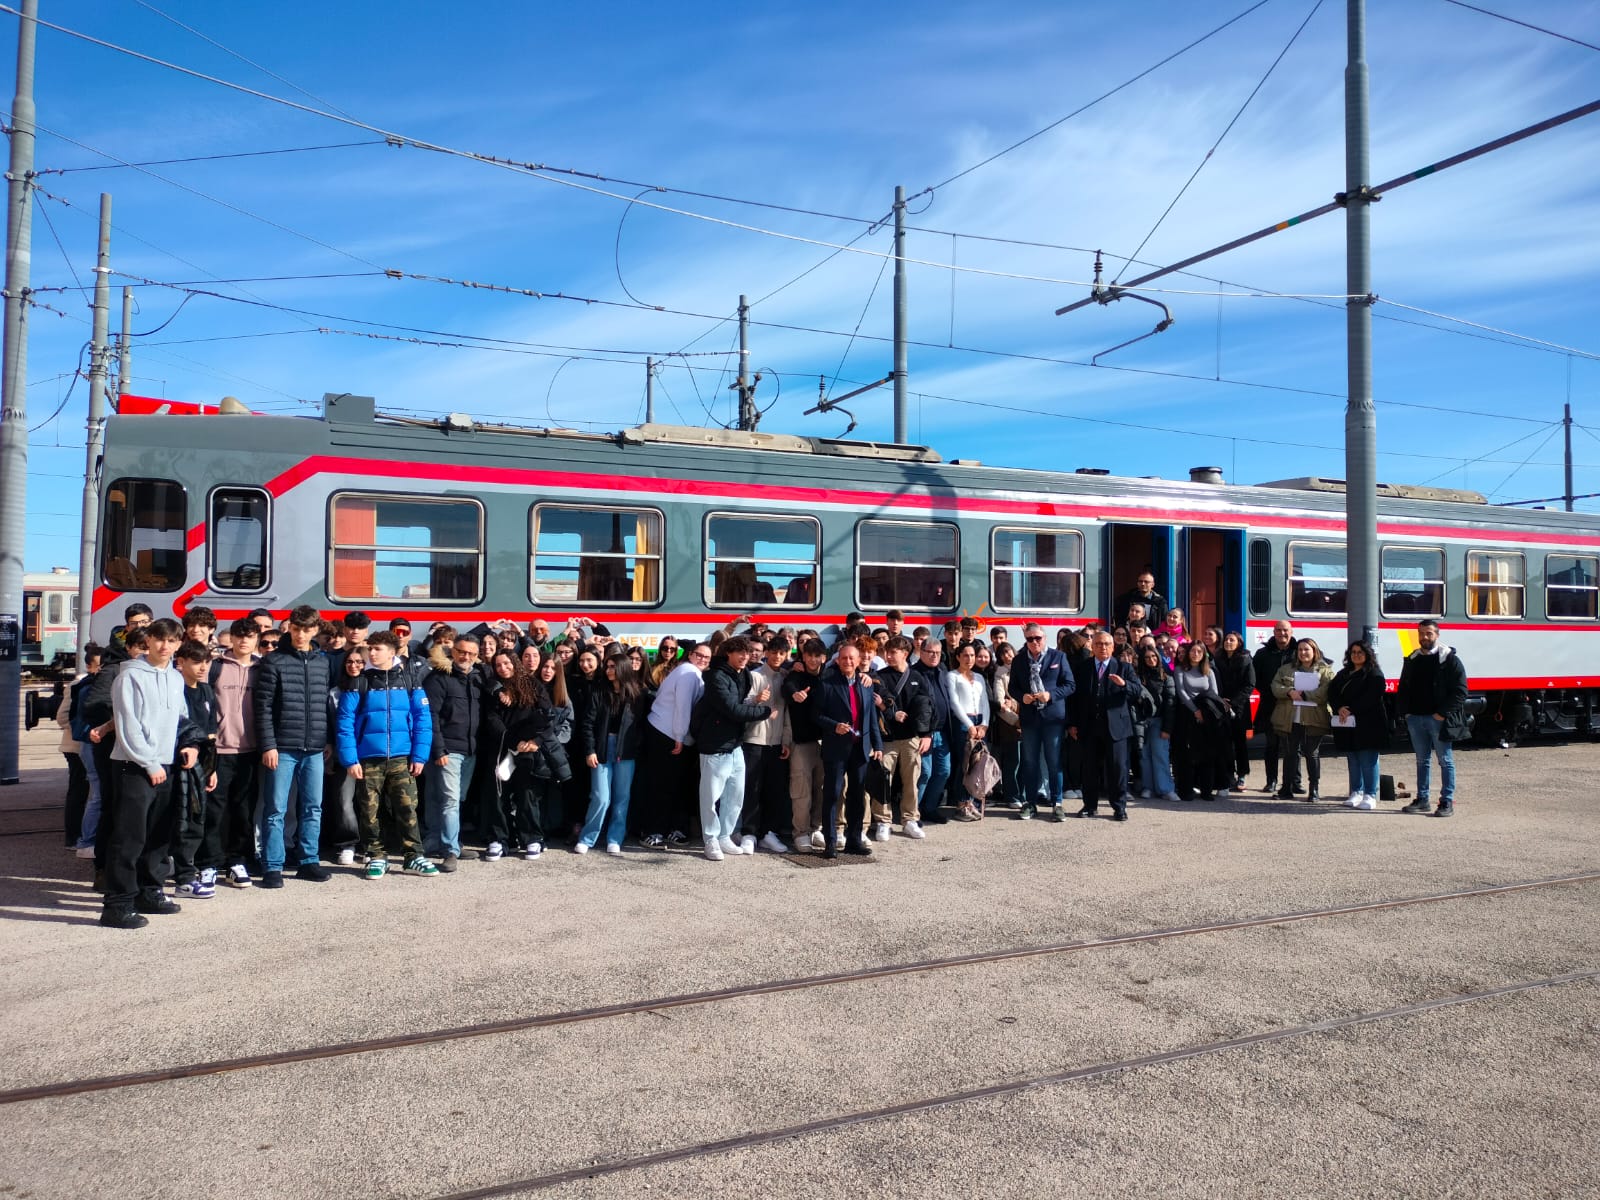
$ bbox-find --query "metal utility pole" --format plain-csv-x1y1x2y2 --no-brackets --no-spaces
75,194,111,672
1564,402,1574,512
893,184,907,444
734,294,758,431
116,285,132,398
0,0,39,785
644,356,654,424
1343,0,1379,650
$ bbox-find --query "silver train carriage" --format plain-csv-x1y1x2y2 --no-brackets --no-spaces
90,392,1600,742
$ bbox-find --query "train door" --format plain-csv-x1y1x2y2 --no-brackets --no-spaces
22,590,42,661
1103,523,1174,623
1180,528,1246,636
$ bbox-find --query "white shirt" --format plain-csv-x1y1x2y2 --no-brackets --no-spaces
946,671,991,730
648,661,704,744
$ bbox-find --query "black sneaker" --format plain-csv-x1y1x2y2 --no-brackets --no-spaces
1018,804,1035,821
259,870,285,889
1432,803,1454,818
296,863,331,882
134,892,181,916
1401,799,1432,815
100,909,149,930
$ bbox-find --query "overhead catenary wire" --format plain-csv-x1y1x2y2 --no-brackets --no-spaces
1483,423,1564,500
1438,0,1600,55
38,139,392,175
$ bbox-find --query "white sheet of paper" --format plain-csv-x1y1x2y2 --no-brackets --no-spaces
1331,713,1355,728
1292,670,1320,707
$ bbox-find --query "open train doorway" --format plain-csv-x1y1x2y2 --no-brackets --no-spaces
1181,527,1245,637
1103,523,1173,625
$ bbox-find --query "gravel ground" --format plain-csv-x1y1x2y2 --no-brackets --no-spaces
1,718,1595,1199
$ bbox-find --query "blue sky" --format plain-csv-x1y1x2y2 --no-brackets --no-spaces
11,0,1600,571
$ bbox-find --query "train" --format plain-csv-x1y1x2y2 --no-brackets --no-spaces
22,567,79,677
87,391,1600,743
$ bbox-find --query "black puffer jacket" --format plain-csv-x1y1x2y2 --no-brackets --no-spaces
425,666,483,756
695,660,771,755
576,686,648,762
1215,648,1256,721
486,700,571,783
1136,663,1176,727
1328,664,1390,751
80,637,131,727
254,646,331,753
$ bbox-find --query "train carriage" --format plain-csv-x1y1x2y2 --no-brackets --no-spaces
90,392,1600,741
22,568,79,676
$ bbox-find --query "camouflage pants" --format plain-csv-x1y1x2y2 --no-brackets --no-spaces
356,756,424,861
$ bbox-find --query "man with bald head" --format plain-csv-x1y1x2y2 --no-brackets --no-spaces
1067,630,1144,822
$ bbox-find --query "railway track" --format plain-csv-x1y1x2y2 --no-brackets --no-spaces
4,868,1595,1107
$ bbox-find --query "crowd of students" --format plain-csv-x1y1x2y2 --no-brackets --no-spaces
56,582,1470,931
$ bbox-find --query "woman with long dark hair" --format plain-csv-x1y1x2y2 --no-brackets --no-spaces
988,641,1023,809
575,656,648,855
1172,641,1228,801
1328,640,1387,810
1135,644,1179,803
482,651,571,860
1214,630,1256,791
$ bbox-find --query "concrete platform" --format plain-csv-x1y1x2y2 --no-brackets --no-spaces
1,717,1595,1199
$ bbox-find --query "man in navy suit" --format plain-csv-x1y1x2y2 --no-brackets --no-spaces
1067,630,1145,822
816,642,883,858
1007,621,1076,820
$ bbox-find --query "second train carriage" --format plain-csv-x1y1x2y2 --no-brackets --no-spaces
90,392,1600,740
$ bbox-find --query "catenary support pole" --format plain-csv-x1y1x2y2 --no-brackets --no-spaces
893,184,907,444
644,356,654,424
0,0,39,785
735,294,755,431
75,193,110,673
1345,0,1378,650
116,285,131,397
1564,402,1574,512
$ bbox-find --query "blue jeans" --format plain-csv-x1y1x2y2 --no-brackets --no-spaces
1020,720,1065,806
75,744,102,849
917,729,951,816
260,749,324,870
1406,715,1455,803
423,751,473,857
1347,749,1381,795
698,750,745,841
1139,717,1174,795
582,737,634,848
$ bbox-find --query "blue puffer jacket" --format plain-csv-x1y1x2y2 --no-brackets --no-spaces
336,663,433,767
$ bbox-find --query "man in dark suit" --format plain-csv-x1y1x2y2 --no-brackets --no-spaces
1067,630,1145,822
815,642,883,857
1007,621,1076,820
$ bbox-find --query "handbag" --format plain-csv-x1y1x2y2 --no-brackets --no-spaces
495,751,516,782
963,741,1001,798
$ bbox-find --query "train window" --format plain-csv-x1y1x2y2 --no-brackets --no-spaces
1466,550,1524,618
1248,538,1271,615
856,519,958,611
209,488,270,593
46,592,65,625
704,513,820,609
329,493,483,604
531,504,662,606
1381,546,1445,617
1286,541,1347,615
101,478,186,592
990,527,1083,613
1545,554,1597,620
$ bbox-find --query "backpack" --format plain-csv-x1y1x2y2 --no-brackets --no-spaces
963,742,1002,799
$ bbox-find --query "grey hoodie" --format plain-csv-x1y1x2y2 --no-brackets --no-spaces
109,657,185,776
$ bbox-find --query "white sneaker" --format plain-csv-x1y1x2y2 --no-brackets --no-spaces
833,831,846,850
871,822,891,843
810,830,826,850
74,845,96,858
524,842,542,859
605,842,622,856
337,847,356,866
759,832,789,854
792,839,811,854
704,838,724,861
1140,790,1153,800
902,820,925,840
718,836,741,857
738,835,756,855
573,843,589,855
1161,791,1181,803
1357,793,1378,810
1345,791,1362,808
483,841,504,862
1065,789,1083,800
1215,789,1231,801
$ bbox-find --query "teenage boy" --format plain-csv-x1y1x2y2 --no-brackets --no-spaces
741,636,792,854
182,605,218,650
696,637,772,861
423,633,481,871
337,632,438,878
211,619,261,887
254,605,332,888
172,641,221,897
101,619,186,929
871,634,932,840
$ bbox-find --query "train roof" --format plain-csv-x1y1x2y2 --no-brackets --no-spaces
99,391,1600,538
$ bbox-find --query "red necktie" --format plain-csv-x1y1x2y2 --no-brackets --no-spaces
848,680,859,729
